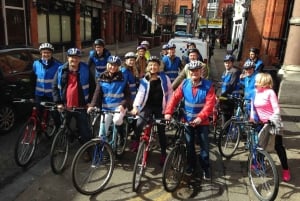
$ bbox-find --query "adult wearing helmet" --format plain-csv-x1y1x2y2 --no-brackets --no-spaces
121,52,139,100
240,61,258,100
53,48,95,144
245,47,264,72
182,42,204,66
136,45,147,78
31,42,62,126
172,48,208,90
88,55,131,142
88,38,111,79
162,43,182,83
220,54,241,122
160,44,169,59
140,40,151,60
131,56,173,166
165,60,215,179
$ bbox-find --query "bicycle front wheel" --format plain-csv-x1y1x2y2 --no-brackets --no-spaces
50,128,69,174
132,141,147,192
162,145,186,192
71,138,115,195
218,119,241,159
14,119,37,167
248,149,279,201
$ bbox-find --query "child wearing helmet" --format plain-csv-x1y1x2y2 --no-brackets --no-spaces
136,45,147,78
131,56,173,166
140,40,151,60
88,38,111,79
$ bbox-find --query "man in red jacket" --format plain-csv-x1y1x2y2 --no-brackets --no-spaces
165,60,215,180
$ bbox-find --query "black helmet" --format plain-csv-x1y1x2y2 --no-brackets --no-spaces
243,61,255,69
187,42,196,48
187,60,203,70
107,56,121,66
188,48,200,55
147,56,161,65
249,47,259,54
94,38,105,46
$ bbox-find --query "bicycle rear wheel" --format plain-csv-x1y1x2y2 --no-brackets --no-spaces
132,141,147,192
14,119,37,167
71,139,115,195
248,149,279,201
50,128,69,174
162,145,186,192
44,113,56,138
213,113,225,141
218,119,241,159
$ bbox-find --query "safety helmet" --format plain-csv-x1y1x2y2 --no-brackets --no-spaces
124,52,137,59
141,40,150,46
107,56,121,66
147,56,161,65
224,54,235,62
167,43,176,49
243,61,256,69
249,47,259,55
136,45,147,51
39,43,54,52
187,42,196,48
94,38,105,46
162,44,169,50
187,60,203,70
187,48,200,55
67,48,82,57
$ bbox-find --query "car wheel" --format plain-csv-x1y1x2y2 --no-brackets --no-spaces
0,104,15,134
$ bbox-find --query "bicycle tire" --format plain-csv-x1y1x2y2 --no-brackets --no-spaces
132,141,147,192
71,138,115,195
162,145,186,192
248,149,279,201
14,119,37,167
218,119,241,159
115,120,129,158
213,113,225,141
50,128,69,174
44,113,56,138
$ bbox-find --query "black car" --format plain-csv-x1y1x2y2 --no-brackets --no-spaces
0,48,40,134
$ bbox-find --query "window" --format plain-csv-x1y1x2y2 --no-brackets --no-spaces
163,6,170,14
179,6,188,15
49,14,61,43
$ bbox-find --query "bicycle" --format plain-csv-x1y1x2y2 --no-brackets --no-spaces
49,107,85,174
132,115,167,192
13,99,56,167
71,109,130,195
245,121,279,201
162,119,188,192
218,93,250,159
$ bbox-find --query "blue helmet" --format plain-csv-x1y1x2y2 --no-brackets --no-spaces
67,48,81,57
224,54,235,62
187,60,203,70
107,56,121,66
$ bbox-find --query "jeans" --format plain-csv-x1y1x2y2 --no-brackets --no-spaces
184,125,210,170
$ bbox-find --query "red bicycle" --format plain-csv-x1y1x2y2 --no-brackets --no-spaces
14,99,56,167
132,115,167,192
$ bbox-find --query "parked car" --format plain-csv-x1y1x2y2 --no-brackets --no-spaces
0,48,44,134
174,31,193,38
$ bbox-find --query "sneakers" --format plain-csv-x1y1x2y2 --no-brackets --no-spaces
203,168,211,181
282,169,291,182
130,140,139,152
159,154,166,167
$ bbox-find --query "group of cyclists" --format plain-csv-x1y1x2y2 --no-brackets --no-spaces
30,37,290,191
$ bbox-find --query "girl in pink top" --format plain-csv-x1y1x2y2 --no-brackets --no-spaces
251,73,290,182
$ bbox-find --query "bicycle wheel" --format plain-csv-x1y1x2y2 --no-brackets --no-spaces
218,119,241,159
213,113,225,141
115,120,129,158
162,145,186,192
248,149,279,201
71,138,115,195
132,141,147,192
50,128,69,174
14,119,37,167
44,113,56,138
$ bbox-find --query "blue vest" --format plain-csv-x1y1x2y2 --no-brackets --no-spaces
162,56,181,82
89,49,111,77
33,59,61,97
121,66,137,100
57,62,90,103
242,72,257,100
99,78,127,111
181,79,212,122
221,69,240,95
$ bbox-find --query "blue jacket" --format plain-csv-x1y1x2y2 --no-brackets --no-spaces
240,72,258,100
120,66,138,100
32,58,61,98
162,55,182,82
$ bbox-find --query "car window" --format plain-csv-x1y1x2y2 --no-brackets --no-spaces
0,52,31,75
